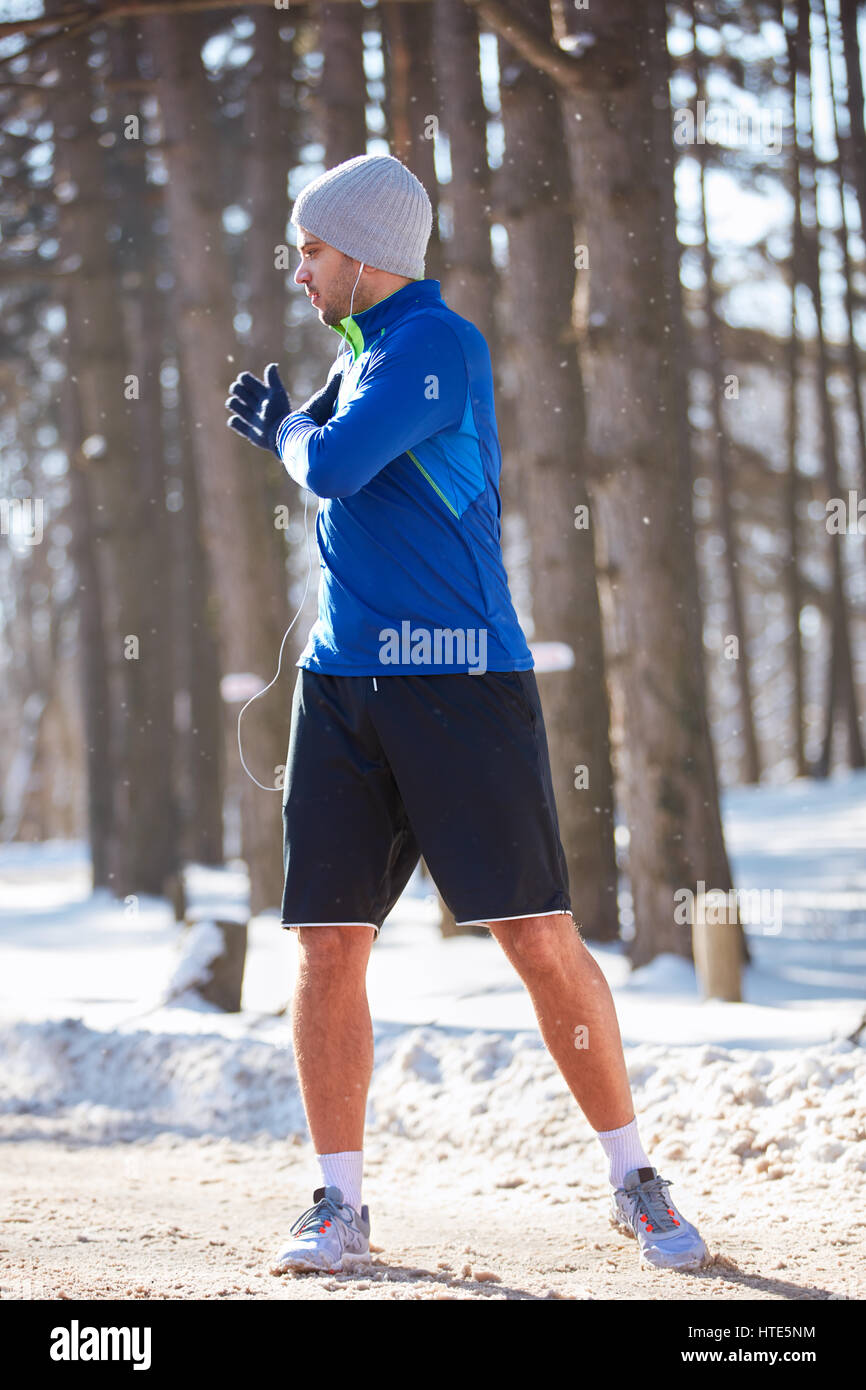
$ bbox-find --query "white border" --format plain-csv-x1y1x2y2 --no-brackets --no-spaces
283,920,379,935
455,909,575,926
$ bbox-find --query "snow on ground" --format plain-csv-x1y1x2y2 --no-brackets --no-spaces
0,772,865,1299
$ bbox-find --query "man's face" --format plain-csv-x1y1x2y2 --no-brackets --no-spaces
294,230,366,327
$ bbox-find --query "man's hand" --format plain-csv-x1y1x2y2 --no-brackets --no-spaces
299,372,343,427
225,362,291,455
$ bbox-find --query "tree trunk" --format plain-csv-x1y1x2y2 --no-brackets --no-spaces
105,22,180,894
64,383,114,889
171,911,248,1013
318,2,368,165
839,0,866,237
147,12,292,912
691,2,761,785
433,0,497,347
823,0,866,499
53,21,141,896
381,0,442,281
175,370,225,865
643,0,746,965
791,0,865,773
497,3,620,943
783,76,808,780
559,0,738,966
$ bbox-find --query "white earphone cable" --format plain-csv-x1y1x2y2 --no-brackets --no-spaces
236,487,314,792
236,259,365,792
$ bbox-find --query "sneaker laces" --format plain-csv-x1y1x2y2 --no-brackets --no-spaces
620,1174,679,1233
290,1195,345,1239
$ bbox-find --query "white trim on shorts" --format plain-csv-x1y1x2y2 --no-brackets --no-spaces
455,909,574,927
284,920,379,936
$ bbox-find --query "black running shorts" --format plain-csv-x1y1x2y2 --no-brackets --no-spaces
280,668,572,937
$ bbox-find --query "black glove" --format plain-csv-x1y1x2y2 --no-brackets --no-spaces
225,362,291,455
299,371,343,426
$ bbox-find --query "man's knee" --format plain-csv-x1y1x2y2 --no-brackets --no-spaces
490,912,575,973
295,922,376,969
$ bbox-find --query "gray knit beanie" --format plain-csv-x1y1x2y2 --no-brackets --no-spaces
291,154,432,281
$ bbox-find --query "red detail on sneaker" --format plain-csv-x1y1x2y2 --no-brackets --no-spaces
646,1225,654,1232
640,1214,647,1222
673,1220,680,1226
668,1208,675,1215
319,1226,326,1233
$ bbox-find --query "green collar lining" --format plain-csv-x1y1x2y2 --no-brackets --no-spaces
328,282,435,361
331,314,365,361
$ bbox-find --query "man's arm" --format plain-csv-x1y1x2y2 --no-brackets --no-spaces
275,318,467,499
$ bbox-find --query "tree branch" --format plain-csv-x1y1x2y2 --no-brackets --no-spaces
0,0,622,99
0,0,428,41
464,0,590,90
0,11,100,69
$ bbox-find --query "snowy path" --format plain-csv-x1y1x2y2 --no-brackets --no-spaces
2,1019,864,1300
1,772,865,1300
1,1130,861,1301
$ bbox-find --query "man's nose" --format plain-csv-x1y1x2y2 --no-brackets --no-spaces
295,264,310,285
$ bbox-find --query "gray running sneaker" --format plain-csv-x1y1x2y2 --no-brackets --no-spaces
271,1185,371,1274
610,1166,709,1271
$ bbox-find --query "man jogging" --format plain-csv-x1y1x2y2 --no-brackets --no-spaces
225,154,709,1276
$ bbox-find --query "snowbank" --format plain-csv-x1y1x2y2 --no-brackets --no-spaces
1,1015,863,1200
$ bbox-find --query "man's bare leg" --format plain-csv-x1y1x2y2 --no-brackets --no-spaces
488,911,711,1268
292,923,376,1153
488,912,635,1131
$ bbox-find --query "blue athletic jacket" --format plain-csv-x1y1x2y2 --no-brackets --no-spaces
275,278,533,675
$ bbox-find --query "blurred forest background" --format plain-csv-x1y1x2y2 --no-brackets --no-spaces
1,0,864,967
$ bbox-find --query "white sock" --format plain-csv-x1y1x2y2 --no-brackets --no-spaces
595,1117,652,1188
317,1150,363,1212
